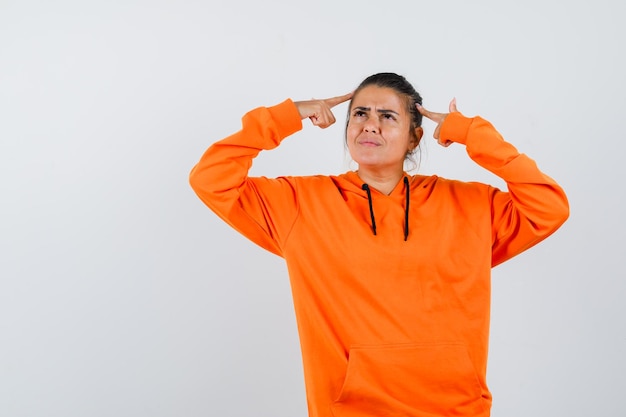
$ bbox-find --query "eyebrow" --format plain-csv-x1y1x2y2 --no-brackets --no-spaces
353,106,400,115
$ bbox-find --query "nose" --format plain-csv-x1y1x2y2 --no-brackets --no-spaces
363,117,379,133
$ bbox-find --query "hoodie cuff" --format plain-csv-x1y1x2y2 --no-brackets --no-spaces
267,99,304,140
439,111,473,145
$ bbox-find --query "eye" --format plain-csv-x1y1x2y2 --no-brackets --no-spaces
381,113,396,121
353,110,366,117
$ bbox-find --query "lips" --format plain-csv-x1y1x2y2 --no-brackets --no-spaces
358,137,381,147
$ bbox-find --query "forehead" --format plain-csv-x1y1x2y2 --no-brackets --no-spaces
351,85,406,111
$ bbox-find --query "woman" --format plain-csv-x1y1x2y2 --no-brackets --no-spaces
189,73,569,417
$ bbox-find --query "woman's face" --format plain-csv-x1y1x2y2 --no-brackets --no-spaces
346,86,421,171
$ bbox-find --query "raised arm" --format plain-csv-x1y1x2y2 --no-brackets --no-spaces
418,101,569,266
189,94,351,256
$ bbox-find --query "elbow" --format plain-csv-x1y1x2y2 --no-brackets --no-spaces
541,193,570,235
554,192,570,227
559,198,570,224
188,164,216,205
189,163,228,213
189,162,215,195
188,165,202,194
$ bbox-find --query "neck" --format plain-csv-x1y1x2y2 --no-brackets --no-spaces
356,167,405,195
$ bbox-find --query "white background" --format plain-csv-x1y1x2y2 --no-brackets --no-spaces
1,1,625,416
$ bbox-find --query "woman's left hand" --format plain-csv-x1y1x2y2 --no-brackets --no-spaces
417,98,458,147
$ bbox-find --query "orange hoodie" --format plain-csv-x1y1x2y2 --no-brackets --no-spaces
189,99,569,417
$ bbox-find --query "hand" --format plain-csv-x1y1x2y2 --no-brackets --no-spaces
295,92,353,129
417,98,458,147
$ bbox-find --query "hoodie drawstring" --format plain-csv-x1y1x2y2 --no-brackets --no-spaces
361,177,411,241
361,184,377,236
403,176,410,241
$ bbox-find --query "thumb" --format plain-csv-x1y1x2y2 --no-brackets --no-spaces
449,97,458,113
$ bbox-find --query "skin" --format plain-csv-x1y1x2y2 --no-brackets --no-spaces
295,87,458,195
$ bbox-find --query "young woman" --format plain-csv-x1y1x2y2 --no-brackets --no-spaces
189,73,569,417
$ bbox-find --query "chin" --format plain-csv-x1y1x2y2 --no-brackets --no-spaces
351,153,380,166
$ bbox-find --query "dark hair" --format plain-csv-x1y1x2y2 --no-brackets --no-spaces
346,73,424,166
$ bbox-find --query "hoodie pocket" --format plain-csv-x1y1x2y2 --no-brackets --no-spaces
331,343,488,417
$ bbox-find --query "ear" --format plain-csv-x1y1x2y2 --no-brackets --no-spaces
410,127,424,150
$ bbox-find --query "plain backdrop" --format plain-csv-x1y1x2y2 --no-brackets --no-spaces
1,0,625,416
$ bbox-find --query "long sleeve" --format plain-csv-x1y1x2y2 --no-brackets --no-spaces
189,99,304,256
440,112,569,266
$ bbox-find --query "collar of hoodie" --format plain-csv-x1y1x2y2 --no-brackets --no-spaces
360,176,411,241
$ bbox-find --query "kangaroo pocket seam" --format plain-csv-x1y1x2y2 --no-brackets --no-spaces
332,342,487,416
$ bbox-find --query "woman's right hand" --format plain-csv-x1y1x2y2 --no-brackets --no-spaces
295,92,353,129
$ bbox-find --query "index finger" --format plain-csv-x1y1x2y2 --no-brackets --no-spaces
323,92,354,108
416,103,444,122
416,102,434,118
